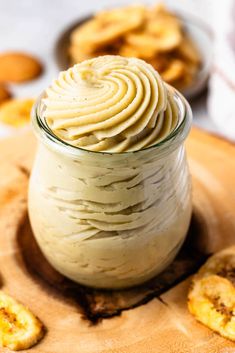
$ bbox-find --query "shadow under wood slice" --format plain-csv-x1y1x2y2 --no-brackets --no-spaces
17,210,208,323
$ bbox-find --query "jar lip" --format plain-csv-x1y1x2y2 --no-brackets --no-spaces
31,87,192,157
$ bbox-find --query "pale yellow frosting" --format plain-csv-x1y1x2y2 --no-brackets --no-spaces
43,55,179,152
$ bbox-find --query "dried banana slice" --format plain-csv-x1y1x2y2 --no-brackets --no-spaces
196,246,235,281
148,4,182,35
71,5,145,50
0,98,34,127
125,26,182,53
188,246,235,341
148,2,180,23
119,43,157,60
148,56,169,73
0,291,44,350
69,43,120,65
69,45,94,64
176,36,201,65
161,59,185,83
188,275,235,341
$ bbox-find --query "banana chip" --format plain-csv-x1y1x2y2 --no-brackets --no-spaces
0,98,34,127
119,43,156,60
0,291,44,350
69,45,91,65
188,246,235,342
125,28,181,53
145,18,182,50
69,3,202,91
176,37,201,65
71,5,145,50
161,59,185,83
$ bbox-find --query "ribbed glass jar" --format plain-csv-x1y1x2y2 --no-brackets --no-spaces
28,89,192,289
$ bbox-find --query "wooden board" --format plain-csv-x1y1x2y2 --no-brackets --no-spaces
0,127,235,353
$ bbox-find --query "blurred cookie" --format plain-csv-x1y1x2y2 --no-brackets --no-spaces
188,246,235,341
0,98,34,127
0,85,11,105
0,52,42,83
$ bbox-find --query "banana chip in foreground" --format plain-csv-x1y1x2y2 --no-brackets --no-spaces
0,291,44,351
188,246,235,342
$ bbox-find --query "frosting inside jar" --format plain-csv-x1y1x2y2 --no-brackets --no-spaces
43,55,179,152
28,55,192,289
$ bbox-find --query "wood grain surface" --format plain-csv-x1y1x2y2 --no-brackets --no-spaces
0,127,235,353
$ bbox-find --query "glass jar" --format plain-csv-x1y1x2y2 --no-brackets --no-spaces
28,89,192,289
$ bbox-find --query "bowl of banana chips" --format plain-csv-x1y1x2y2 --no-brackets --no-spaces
55,3,212,100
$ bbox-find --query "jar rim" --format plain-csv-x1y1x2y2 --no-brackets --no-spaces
31,86,192,157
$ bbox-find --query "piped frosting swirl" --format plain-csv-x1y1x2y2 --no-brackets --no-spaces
43,55,179,152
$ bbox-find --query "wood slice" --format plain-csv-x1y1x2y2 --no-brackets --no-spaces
17,213,206,322
0,127,235,352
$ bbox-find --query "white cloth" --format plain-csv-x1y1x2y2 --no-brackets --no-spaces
208,0,235,139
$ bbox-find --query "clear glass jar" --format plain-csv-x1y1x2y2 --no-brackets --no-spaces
28,89,192,289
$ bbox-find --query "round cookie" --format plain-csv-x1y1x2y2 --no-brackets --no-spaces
0,52,42,83
0,85,11,105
